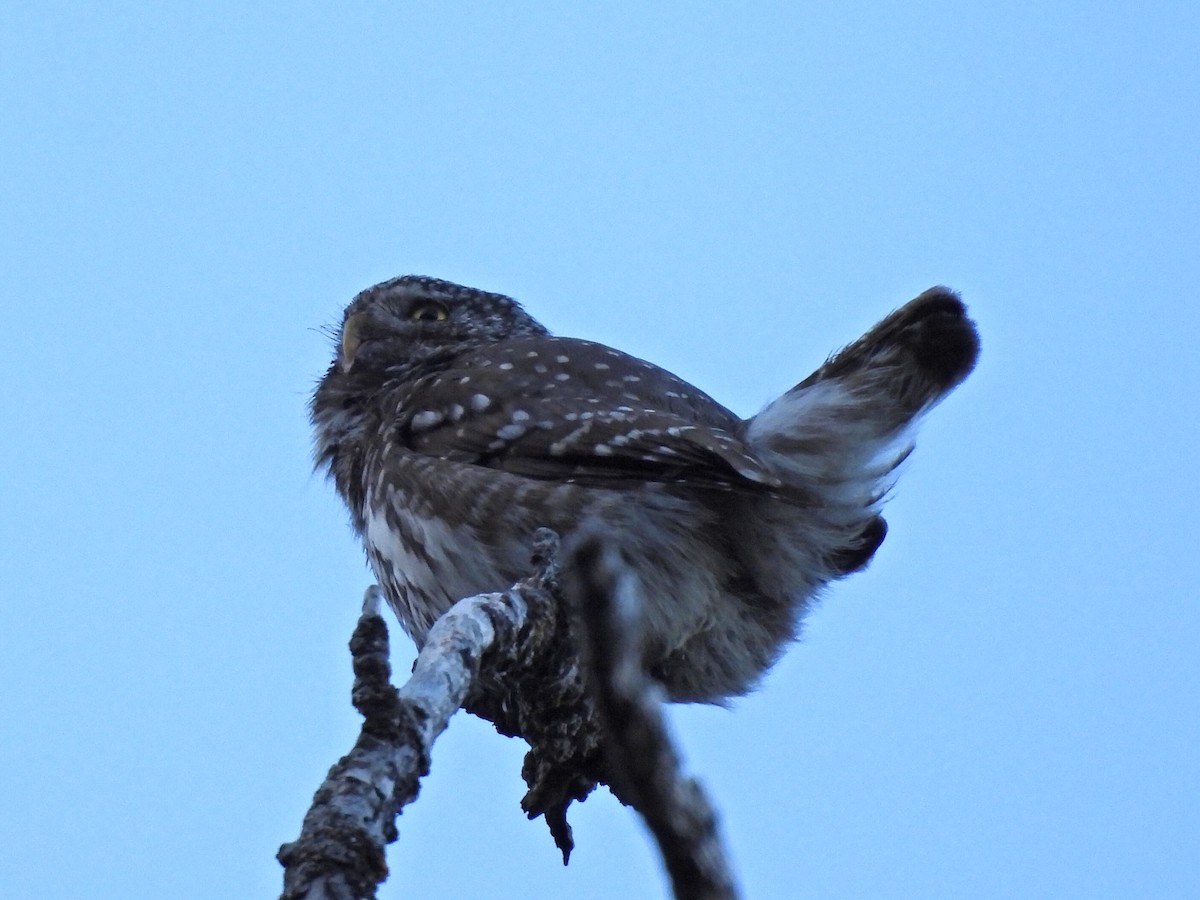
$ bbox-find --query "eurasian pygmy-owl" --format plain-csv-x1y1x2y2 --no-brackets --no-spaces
311,275,979,703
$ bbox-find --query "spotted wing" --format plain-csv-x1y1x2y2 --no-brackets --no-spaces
395,335,781,491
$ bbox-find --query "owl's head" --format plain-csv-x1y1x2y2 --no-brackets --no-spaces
334,275,549,377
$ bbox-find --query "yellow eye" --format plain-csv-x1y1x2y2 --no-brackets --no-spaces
410,302,449,323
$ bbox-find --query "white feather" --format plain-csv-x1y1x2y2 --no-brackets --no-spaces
746,379,925,519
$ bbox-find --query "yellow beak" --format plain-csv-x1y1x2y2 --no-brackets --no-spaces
339,313,364,373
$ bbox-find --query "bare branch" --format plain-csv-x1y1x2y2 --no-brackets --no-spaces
277,568,552,899
564,534,741,900
279,528,740,898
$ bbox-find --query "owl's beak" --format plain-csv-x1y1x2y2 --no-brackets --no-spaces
339,313,364,373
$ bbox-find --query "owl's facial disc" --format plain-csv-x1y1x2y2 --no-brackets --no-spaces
338,305,452,374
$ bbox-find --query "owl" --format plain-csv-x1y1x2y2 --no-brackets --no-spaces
311,275,978,703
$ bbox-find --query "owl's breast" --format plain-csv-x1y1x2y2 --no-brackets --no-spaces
361,477,520,644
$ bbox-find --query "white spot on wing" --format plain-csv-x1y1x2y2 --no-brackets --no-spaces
410,410,443,431
496,423,527,440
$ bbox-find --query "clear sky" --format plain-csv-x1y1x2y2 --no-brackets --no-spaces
2,3,1197,899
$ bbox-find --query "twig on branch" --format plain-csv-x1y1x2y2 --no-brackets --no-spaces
277,537,559,900
564,534,741,900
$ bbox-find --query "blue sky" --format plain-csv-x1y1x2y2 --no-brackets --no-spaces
2,3,1197,898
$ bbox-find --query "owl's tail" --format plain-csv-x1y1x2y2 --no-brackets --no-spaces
744,287,979,574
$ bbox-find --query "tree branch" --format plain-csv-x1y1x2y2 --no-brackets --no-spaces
564,533,741,900
277,552,556,899
279,528,740,899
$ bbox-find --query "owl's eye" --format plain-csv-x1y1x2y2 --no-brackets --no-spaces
410,302,449,323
